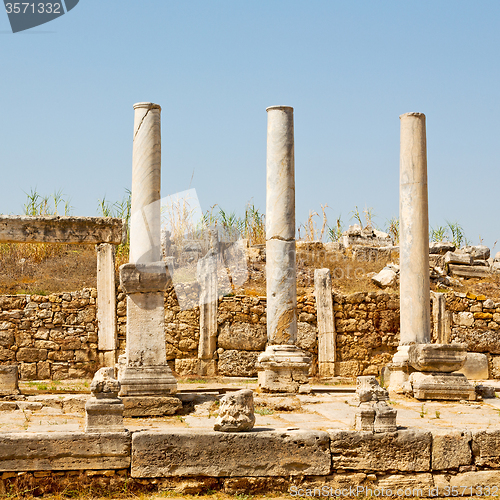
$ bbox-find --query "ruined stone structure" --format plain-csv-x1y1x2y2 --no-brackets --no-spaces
257,105,311,393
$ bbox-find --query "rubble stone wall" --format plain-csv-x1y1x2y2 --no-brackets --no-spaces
2,287,500,380
0,290,98,380
447,292,500,378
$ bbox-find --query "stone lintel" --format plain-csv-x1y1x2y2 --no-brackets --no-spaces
131,429,331,477
119,262,170,294
0,215,125,244
408,343,467,372
0,432,131,471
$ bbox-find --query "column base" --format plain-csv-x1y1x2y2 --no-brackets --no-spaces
85,398,125,433
409,372,476,401
257,345,311,393
118,365,177,397
387,346,414,394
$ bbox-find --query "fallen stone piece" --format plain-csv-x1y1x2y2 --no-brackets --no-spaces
85,367,124,433
475,384,496,399
329,429,431,471
429,242,456,254
0,365,20,396
0,432,130,471
132,429,331,477
371,267,397,288
462,245,491,260
214,389,255,432
444,252,472,265
449,264,491,278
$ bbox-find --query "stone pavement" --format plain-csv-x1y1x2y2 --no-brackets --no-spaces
1,378,500,434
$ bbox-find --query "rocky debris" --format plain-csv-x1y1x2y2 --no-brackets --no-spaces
342,225,392,248
475,384,496,399
429,242,456,254
214,389,255,432
354,376,397,432
463,245,491,260
371,265,398,288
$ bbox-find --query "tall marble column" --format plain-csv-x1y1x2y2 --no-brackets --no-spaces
399,112,431,349
118,102,177,398
257,106,311,393
388,113,473,400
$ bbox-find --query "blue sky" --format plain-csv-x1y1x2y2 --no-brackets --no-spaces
1,1,499,251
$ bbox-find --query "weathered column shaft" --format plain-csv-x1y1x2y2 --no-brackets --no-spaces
266,105,297,345
97,243,117,353
399,112,431,345
197,254,218,360
130,102,162,264
314,268,336,377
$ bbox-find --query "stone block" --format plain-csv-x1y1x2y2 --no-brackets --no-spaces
218,322,266,351
408,343,467,372
457,353,489,380
0,365,19,396
131,429,331,477
431,430,472,470
329,429,431,471
472,429,500,467
449,264,491,278
121,395,182,417
410,372,475,401
429,242,455,254
0,432,130,471
119,262,170,294
435,471,500,493
218,350,260,377
444,252,472,265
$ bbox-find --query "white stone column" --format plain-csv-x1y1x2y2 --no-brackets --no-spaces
118,102,176,398
399,112,431,349
314,268,336,377
97,243,117,367
257,106,311,393
389,112,430,391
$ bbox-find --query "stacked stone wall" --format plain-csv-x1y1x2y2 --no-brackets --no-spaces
0,289,98,380
448,292,500,378
2,286,500,380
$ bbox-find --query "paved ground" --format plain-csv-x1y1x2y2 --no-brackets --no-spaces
1,378,500,434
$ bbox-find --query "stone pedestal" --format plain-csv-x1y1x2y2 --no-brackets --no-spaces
409,372,476,401
405,343,475,400
117,102,177,406
258,345,311,393
257,105,311,393
0,365,19,396
85,368,124,433
354,376,397,433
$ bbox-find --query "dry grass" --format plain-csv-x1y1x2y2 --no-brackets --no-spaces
0,243,97,295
